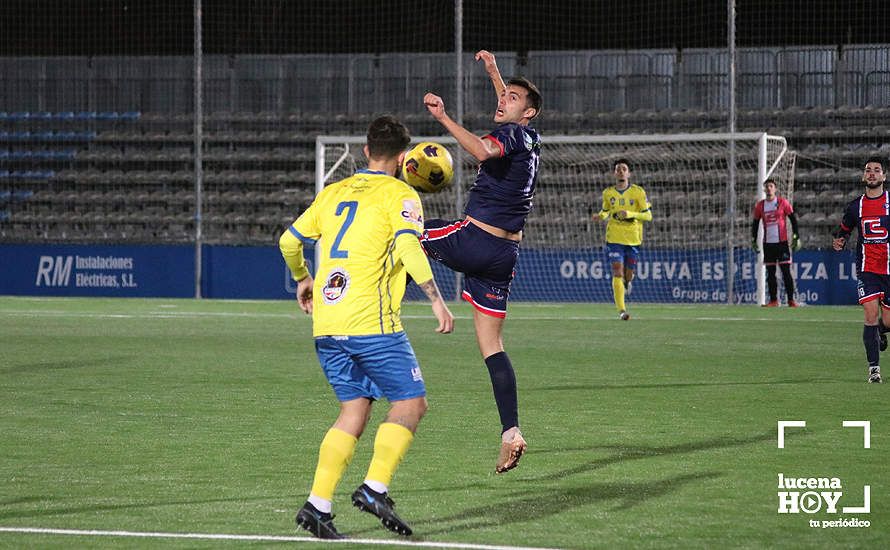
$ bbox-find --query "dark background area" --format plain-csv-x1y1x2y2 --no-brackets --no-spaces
1,0,888,56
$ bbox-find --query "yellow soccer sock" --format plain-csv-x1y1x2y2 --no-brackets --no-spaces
310,428,358,501
365,422,414,488
612,276,626,312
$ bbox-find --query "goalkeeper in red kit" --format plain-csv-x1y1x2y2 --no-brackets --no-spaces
751,179,800,307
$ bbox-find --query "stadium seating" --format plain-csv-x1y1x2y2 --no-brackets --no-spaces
1,105,887,247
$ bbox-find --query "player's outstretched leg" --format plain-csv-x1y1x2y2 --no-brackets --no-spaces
295,501,345,539
496,428,527,473
868,366,882,384
351,484,413,535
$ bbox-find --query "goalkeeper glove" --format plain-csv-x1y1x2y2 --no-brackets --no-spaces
751,238,759,253
792,233,801,251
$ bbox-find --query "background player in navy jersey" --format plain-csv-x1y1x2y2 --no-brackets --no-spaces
833,157,889,383
751,179,800,307
421,49,542,472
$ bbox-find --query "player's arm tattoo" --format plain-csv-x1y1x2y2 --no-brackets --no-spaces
418,279,441,302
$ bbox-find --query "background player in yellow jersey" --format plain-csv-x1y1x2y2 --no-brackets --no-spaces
597,159,652,320
279,115,453,539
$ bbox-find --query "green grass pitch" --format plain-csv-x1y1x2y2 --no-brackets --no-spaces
0,297,887,549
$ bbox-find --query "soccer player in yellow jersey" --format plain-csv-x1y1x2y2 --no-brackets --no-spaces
597,159,652,320
279,115,453,539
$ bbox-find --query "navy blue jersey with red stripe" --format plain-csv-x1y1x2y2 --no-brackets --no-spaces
463,122,541,233
837,191,890,275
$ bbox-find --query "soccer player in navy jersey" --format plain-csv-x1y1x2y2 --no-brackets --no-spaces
833,157,889,383
421,49,541,473
751,179,800,307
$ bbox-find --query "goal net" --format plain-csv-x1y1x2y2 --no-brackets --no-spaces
317,133,794,305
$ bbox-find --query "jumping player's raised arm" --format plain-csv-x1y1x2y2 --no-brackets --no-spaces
475,50,506,99
423,93,500,162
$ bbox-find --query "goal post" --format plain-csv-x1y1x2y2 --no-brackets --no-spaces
316,133,794,305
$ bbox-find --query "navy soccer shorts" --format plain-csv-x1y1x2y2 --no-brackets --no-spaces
420,219,519,318
314,332,426,403
857,271,890,307
763,242,792,265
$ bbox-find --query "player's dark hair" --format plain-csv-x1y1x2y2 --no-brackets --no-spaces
508,77,542,119
865,156,887,172
613,158,630,171
367,115,411,159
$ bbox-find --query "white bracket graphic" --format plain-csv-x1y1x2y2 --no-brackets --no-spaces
777,420,806,448
842,485,871,513
842,420,871,449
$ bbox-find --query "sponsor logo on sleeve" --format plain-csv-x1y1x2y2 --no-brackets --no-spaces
401,199,424,229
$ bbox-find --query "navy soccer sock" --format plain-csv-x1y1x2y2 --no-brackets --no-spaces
863,324,880,366
484,351,519,434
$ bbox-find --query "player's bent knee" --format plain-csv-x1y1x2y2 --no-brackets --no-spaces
386,397,428,429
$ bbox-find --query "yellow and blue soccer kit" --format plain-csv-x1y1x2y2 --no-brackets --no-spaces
279,169,434,402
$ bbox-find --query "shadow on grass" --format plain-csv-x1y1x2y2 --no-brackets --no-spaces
528,431,777,482
2,356,136,375
0,495,288,521
531,379,834,392
400,429,796,496
349,471,720,539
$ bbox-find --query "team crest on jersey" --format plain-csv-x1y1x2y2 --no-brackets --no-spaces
523,132,533,151
401,199,424,229
629,199,635,205
322,268,350,304
610,197,616,205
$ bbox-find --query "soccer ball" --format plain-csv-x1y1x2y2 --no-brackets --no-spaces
401,141,454,193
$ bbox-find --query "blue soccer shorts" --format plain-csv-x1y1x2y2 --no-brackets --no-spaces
314,332,426,403
420,218,519,318
606,242,640,270
857,271,890,307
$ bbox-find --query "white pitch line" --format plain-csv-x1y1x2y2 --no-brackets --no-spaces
0,308,858,324
0,526,562,550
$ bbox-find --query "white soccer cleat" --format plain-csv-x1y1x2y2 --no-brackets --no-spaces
868,367,882,384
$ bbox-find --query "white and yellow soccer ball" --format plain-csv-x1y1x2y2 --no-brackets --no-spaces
401,141,454,193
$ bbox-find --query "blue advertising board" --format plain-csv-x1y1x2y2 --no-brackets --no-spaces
510,248,860,305
0,243,860,304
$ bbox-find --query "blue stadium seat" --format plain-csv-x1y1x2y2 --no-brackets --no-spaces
97,111,120,121
32,112,52,121
49,149,77,160
0,150,7,160
9,131,31,140
0,210,9,222
9,111,31,121
119,111,142,121
12,190,34,201
0,190,10,202
9,150,33,159
0,170,8,178
75,111,97,121
0,112,7,121
52,111,75,121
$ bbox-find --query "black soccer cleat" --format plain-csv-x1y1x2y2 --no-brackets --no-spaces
868,367,882,384
295,501,345,539
351,484,413,536
880,333,887,352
